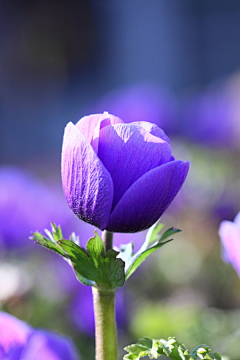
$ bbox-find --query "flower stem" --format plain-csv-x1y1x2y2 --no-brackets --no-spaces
102,230,113,252
92,287,118,360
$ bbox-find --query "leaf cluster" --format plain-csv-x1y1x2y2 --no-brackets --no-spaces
31,222,180,290
118,223,181,280
123,337,222,360
31,223,125,291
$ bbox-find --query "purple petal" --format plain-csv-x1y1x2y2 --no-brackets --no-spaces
98,123,172,209
0,312,31,354
75,112,123,153
20,331,79,360
61,122,113,230
219,220,240,276
234,211,240,228
107,160,190,233
131,121,170,143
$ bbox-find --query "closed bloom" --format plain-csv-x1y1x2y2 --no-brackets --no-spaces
219,212,240,277
61,112,189,233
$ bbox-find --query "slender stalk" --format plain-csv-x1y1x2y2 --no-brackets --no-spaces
92,287,118,360
102,230,113,252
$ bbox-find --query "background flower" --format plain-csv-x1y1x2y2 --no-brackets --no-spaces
218,212,240,277
0,312,79,360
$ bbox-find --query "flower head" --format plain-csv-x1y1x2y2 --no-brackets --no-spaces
219,212,240,277
61,112,189,233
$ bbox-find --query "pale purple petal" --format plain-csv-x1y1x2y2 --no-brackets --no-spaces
61,122,113,230
131,121,170,143
20,331,79,360
76,112,123,153
98,123,172,209
234,211,240,228
107,160,190,233
0,312,31,354
219,220,240,276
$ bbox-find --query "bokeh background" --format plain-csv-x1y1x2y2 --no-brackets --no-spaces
1,1,240,359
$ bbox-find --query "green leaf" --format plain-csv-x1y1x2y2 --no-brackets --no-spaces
31,227,67,258
59,232,125,290
160,227,181,242
145,222,165,246
123,337,223,360
86,230,105,260
125,239,172,280
58,240,99,281
132,222,165,262
32,226,125,289
74,270,96,287
118,223,181,281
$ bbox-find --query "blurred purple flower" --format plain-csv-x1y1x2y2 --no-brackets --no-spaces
93,83,178,134
0,166,87,250
0,312,79,360
218,212,240,276
61,112,189,233
181,74,240,148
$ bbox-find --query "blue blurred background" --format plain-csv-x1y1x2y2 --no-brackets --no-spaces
1,1,240,359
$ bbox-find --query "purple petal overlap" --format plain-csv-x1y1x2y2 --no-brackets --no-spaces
76,112,123,153
107,160,190,233
98,123,172,209
61,122,113,230
131,121,170,144
61,112,190,233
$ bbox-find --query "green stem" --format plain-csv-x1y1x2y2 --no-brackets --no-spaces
92,287,118,360
102,230,113,253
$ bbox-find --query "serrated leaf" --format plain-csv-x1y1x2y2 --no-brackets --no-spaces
123,354,138,360
31,231,67,257
160,227,181,242
74,270,96,287
86,230,105,260
123,337,223,360
58,238,125,290
124,338,158,360
105,249,125,288
158,338,185,360
58,240,98,281
145,222,165,246
125,239,172,280
133,223,165,262
51,222,63,241
119,225,181,281
158,338,175,357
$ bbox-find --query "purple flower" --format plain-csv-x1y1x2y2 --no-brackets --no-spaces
61,112,189,233
181,75,240,148
218,212,240,276
0,166,87,250
0,166,57,249
0,312,79,360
